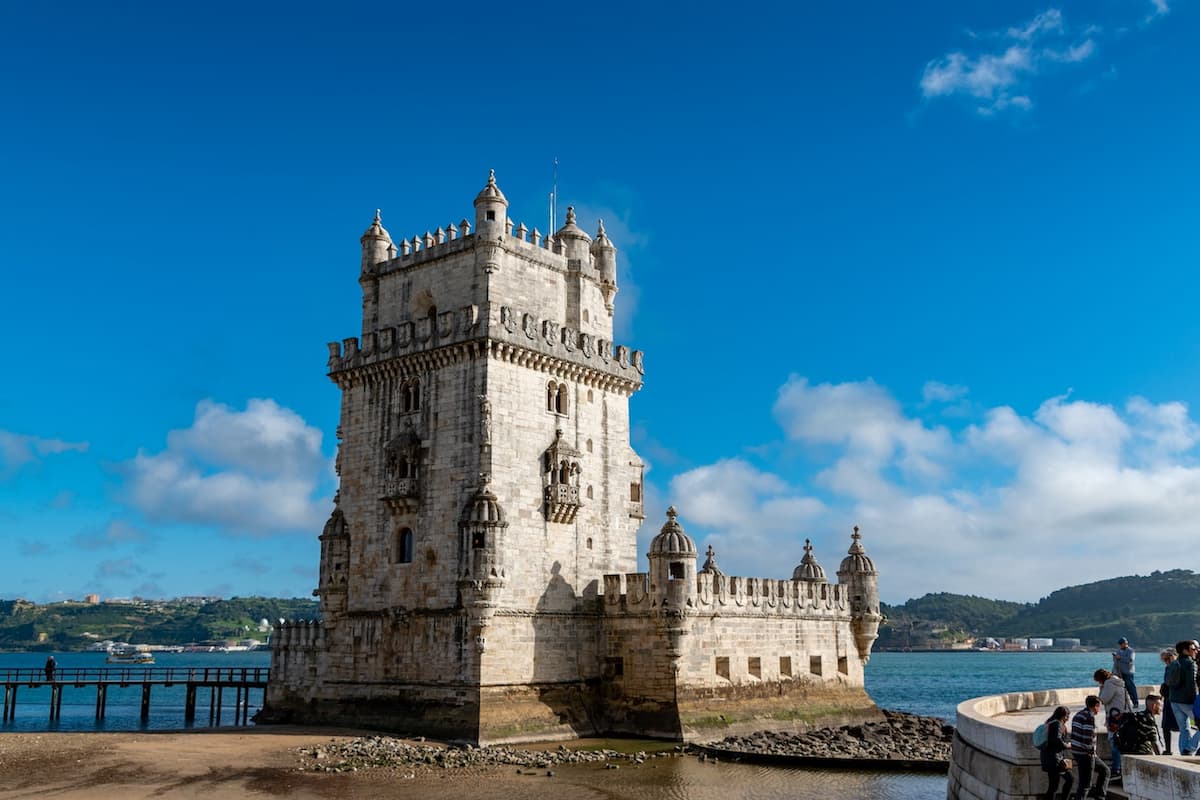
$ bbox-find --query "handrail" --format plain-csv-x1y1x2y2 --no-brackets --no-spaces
0,666,270,684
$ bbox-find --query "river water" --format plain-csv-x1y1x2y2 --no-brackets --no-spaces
0,649,1122,799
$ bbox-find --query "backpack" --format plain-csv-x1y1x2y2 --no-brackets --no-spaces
1033,721,1049,749
1115,711,1143,753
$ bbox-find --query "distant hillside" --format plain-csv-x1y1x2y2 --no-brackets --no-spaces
0,596,320,651
878,570,1200,649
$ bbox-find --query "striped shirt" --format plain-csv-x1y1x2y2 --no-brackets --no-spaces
1070,707,1098,755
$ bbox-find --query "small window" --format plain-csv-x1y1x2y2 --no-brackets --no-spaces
555,385,569,415
715,657,730,680
838,656,849,675
546,381,558,413
471,531,486,549
397,528,414,564
586,439,593,453
402,380,420,413
669,561,685,580
586,486,593,499
582,309,589,323
486,210,496,221
748,657,761,679
587,389,594,403
586,537,593,550
780,656,792,677
630,482,642,503
810,655,822,676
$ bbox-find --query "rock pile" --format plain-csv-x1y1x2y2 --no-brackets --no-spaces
296,738,684,773
706,710,954,762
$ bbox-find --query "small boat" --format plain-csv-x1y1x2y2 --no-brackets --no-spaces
106,646,154,665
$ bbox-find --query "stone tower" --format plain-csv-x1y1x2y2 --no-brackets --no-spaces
837,526,882,662
266,172,647,742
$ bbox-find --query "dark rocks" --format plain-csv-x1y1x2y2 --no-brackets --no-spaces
705,710,953,763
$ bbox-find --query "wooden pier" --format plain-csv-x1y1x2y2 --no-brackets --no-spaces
1,666,269,726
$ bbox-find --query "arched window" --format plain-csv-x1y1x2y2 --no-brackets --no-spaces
582,309,590,323
586,485,593,499
555,385,568,415
400,379,420,413
586,439,593,453
397,528,414,564
427,306,438,340
546,381,558,412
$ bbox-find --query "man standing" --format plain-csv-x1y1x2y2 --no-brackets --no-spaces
1071,695,1110,800
1114,637,1139,708
1166,640,1199,756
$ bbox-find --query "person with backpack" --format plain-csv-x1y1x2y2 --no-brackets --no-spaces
1037,705,1075,800
1095,668,1130,779
1115,693,1164,756
1166,640,1200,755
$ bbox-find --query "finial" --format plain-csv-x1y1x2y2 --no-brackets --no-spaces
487,168,496,185
804,538,813,554
848,525,865,555
374,208,381,223
701,544,724,576
597,218,606,236
565,206,576,225
666,505,677,520
706,545,715,559
479,471,491,488
853,525,861,540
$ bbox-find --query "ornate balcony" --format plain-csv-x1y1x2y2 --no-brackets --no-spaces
381,477,420,513
544,483,581,524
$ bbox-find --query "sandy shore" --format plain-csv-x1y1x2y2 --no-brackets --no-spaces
0,727,593,800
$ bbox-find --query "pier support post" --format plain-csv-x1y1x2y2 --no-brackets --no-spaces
215,686,223,726
140,684,151,721
95,684,107,721
4,684,16,722
184,684,196,724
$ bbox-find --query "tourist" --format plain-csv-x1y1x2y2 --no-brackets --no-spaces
1161,648,1180,755
1117,694,1164,756
1039,705,1076,800
1113,637,1139,708
1094,668,1129,778
43,655,55,683
1165,640,1199,755
1070,695,1110,800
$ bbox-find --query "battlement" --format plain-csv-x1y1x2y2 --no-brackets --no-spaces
326,303,644,388
602,572,849,616
272,619,324,649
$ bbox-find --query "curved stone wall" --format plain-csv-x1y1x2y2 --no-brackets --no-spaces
949,686,1131,800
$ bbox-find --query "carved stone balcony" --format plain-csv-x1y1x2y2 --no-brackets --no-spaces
544,484,581,524
381,477,420,514
628,501,645,520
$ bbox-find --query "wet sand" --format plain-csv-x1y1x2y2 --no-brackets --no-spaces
0,728,665,800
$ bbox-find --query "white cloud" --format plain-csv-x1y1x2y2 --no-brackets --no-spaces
123,398,330,536
0,430,88,475
920,8,1102,115
660,378,1200,603
74,520,152,551
1149,0,1170,18
923,381,969,404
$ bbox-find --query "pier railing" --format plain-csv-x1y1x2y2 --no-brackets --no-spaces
1,666,270,726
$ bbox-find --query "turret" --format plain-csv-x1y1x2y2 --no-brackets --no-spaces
554,206,592,263
836,526,881,662
590,219,618,314
360,210,394,274
457,475,507,653
315,496,350,617
792,539,828,583
473,169,509,232
647,507,697,659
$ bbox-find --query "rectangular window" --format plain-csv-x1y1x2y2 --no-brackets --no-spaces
748,657,761,679
838,656,849,675
715,656,730,680
668,562,685,580
472,531,486,549
630,482,642,502
810,655,823,676
780,656,792,678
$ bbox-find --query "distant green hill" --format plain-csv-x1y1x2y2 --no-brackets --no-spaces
878,570,1200,649
0,597,320,651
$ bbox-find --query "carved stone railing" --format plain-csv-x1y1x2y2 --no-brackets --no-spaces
382,478,420,513
544,484,580,524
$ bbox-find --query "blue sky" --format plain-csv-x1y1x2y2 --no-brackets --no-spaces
1,1,1196,604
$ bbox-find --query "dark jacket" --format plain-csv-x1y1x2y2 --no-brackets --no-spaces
1040,718,1071,772
1167,656,1198,704
1123,709,1161,755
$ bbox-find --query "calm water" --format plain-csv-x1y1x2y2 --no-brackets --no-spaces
0,649,1119,800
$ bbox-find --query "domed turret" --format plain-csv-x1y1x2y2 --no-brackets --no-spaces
647,506,698,615
590,219,618,314
360,209,395,273
473,169,509,231
792,539,828,582
554,206,592,262
458,476,508,654
316,497,350,616
836,526,881,663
